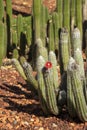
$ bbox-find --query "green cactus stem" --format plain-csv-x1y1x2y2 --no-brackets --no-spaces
48,19,55,52
43,62,59,115
20,56,38,91
0,0,4,21
56,0,63,28
74,48,85,78
52,12,59,51
75,0,83,40
67,57,87,122
11,58,27,80
36,56,50,114
48,51,59,90
40,4,49,46
70,0,76,31
71,27,82,54
0,21,4,66
32,0,41,41
59,28,69,74
63,0,70,31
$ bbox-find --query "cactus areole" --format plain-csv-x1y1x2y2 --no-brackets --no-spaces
45,62,52,69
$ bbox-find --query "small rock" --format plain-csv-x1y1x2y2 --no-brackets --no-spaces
52,123,57,128
39,127,44,130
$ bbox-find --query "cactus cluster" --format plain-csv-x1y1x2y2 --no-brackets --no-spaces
0,0,87,122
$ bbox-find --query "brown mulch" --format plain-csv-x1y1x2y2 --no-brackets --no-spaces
0,60,87,130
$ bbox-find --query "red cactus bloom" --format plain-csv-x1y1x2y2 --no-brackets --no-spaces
45,61,52,69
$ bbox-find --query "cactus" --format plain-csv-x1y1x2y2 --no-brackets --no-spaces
0,0,4,21
12,30,18,47
70,0,76,31
74,48,85,78
67,57,77,117
20,56,38,91
63,0,70,31
67,57,87,122
43,61,59,115
48,19,55,52
32,0,41,41
48,51,59,90
40,4,49,46
0,21,4,66
17,14,23,48
32,38,48,69
12,49,19,59
6,0,13,53
59,28,69,74
52,12,59,51
56,0,63,28
36,56,50,114
75,0,83,40
11,58,27,80
71,27,82,54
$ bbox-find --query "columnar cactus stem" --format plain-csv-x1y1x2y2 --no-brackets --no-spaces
0,0,4,21
48,19,55,52
20,56,38,91
0,21,4,66
59,28,69,73
36,56,50,114
67,57,87,122
75,0,83,40
71,27,82,54
74,48,85,78
40,4,49,46
32,0,41,41
43,63,59,115
48,51,59,90
70,0,76,31
11,58,27,80
56,0,63,28
63,0,70,31
52,12,59,51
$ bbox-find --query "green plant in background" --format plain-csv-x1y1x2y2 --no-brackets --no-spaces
59,28,69,74
0,21,5,66
75,0,83,40
48,19,55,52
40,4,49,46
32,0,41,41
56,0,63,28
6,0,13,56
0,0,4,21
70,0,76,31
52,12,59,51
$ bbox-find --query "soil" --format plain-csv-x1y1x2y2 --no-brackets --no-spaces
1,1,87,130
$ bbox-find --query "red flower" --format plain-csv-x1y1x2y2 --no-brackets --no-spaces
45,61,52,69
